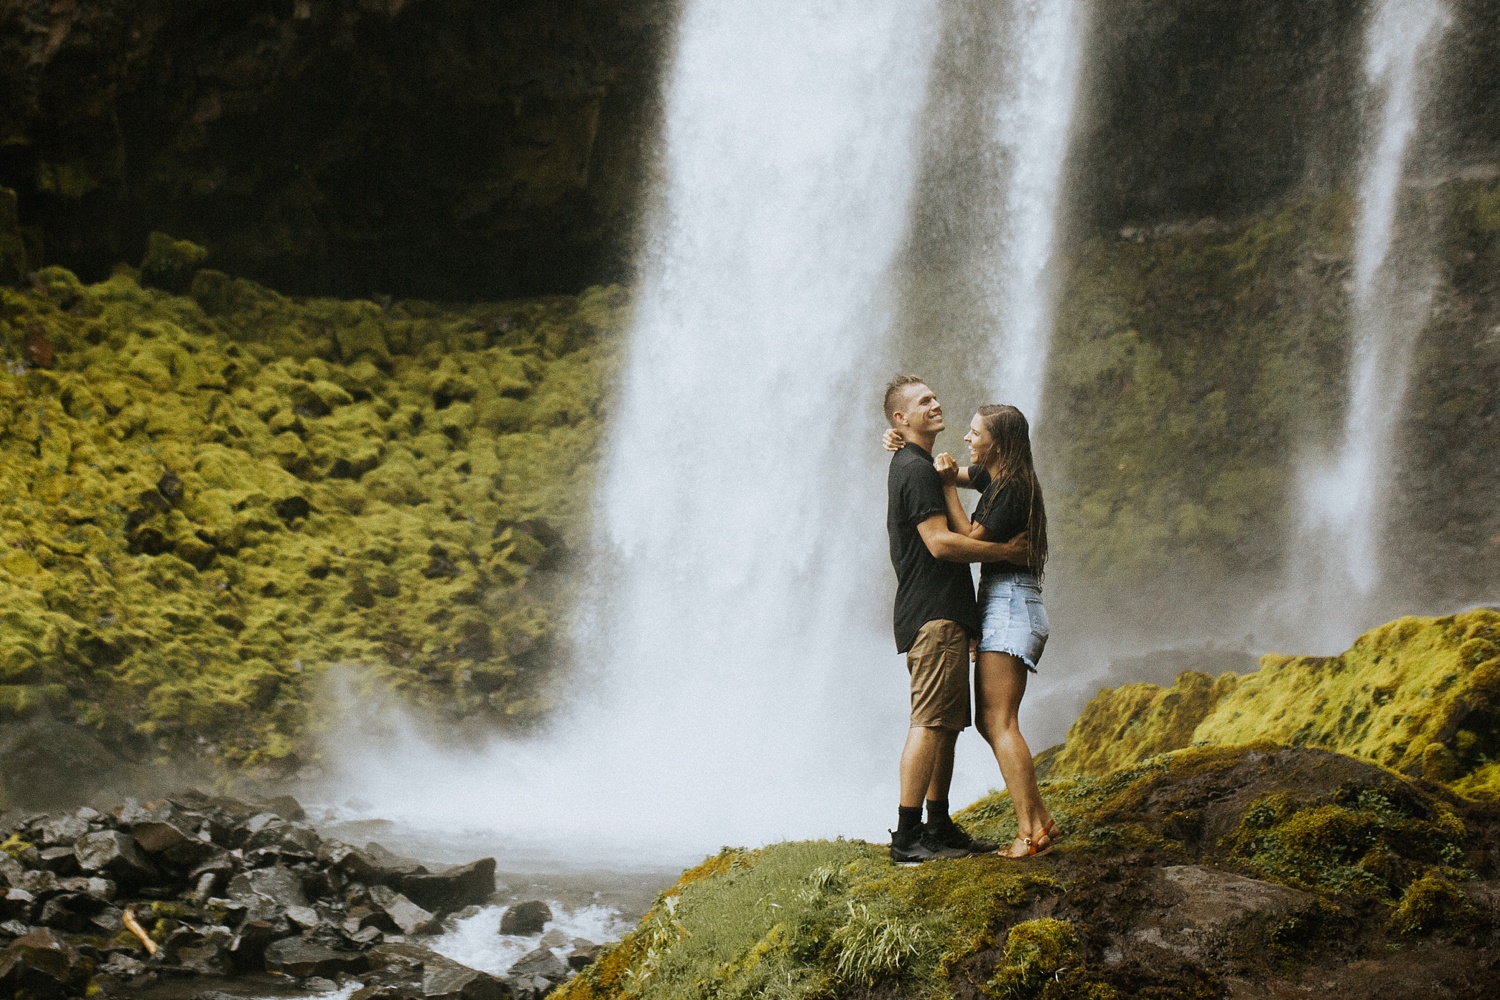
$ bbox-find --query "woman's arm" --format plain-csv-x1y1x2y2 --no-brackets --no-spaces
881,429,974,486
936,453,988,538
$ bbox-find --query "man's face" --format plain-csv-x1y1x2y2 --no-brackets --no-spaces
896,384,944,437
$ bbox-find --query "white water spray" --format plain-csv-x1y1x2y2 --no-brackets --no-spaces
1283,0,1450,650
326,1,942,859
983,0,1085,418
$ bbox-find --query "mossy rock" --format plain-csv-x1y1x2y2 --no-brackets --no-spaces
140,232,209,294
1049,609,1500,798
0,265,628,770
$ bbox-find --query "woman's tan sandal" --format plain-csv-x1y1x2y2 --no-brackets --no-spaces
1004,834,1055,859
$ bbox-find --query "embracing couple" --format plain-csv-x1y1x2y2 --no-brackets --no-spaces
882,375,1057,864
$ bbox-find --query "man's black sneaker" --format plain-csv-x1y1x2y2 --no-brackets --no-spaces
926,819,998,855
890,828,970,866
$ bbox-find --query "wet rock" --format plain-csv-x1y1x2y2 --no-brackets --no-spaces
99,952,146,977
1124,865,1318,962
566,942,602,970
227,865,308,922
36,848,80,876
131,814,217,866
175,926,235,975
0,851,24,884
499,900,551,935
538,929,569,949
286,904,324,930
257,795,307,823
0,888,36,922
228,919,274,971
74,830,158,886
402,858,497,915
424,961,512,999
0,919,32,937
332,841,426,886
263,936,369,977
0,927,93,998
370,886,440,936
507,946,567,982
35,816,91,847
37,893,108,933
243,820,321,860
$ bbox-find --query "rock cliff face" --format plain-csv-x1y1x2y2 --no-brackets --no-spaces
0,256,628,805
0,0,668,299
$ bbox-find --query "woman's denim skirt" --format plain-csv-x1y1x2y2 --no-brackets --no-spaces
977,571,1049,671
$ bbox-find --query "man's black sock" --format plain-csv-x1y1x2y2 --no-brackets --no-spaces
896,806,924,841
925,799,950,827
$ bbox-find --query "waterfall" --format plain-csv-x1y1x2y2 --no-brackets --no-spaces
1282,0,1451,651
327,0,942,856
983,0,1085,419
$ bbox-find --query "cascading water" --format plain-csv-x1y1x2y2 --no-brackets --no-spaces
982,0,1085,419
1280,0,1451,652
326,0,943,857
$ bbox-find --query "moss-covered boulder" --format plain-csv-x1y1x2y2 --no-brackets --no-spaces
1049,609,1500,799
0,264,628,790
562,744,1500,1000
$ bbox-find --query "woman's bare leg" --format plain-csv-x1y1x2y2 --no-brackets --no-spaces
974,651,1053,844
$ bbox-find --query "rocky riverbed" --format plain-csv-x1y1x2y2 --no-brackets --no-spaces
0,790,641,998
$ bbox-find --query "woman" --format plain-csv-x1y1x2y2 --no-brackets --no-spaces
884,404,1059,857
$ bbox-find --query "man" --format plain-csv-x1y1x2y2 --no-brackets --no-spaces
883,375,1028,864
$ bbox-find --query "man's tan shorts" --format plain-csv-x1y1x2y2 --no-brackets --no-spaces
906,619,971,731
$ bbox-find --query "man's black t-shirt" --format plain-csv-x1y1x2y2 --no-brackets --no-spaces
968,465,1032,581
887,443,980,653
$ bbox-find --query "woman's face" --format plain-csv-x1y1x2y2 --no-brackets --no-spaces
964,413,994,466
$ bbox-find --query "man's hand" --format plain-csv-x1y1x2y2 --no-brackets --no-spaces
933,452,959,486
882,428,904,452
1001,530,1030,564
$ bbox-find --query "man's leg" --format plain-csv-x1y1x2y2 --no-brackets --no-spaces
899,725,957,808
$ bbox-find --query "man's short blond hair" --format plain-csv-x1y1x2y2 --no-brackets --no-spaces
883,374,927,426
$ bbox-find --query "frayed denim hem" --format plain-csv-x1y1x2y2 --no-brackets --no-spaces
976,645,1039,673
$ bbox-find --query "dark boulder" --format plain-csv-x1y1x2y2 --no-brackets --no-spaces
228,919,274,971
74,830,158,886
35,816,90,847
37,893,108,933
369,886,439,937
257,795,307,822
401,858,497,914
424,962,513,1000
0,927,93,999
507,946,567,983
226,865,308,923
567,942,603,970
499,900,552,936
0,888,36,922
263,936,369,977
36,848,79,876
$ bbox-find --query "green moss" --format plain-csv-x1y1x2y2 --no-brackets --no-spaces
1387,873,1484,936
985,918,1078,1000
1046,197,1353,584
2,832,34,857
1194,611,1500,788
1049,671,1239,779
1227,788,1469,898
1046,611,1500,799
0,265,630,770
0,186,26,285
140,232,210,294
556,840,1059,1000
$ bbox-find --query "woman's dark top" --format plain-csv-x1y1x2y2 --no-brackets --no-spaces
968,465,1033,581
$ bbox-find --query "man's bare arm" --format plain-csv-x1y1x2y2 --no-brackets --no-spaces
916,514,1028,564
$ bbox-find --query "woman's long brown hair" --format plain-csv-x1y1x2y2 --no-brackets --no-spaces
976,404,1048,577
